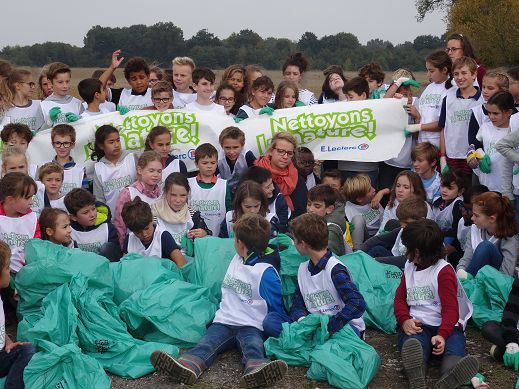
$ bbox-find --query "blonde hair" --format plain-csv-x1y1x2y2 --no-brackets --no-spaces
1,146,28,176
137,150,162,180
38,162,64,180
452,56,478,74
172,57,195,71
343,174,371,203
0,68,33,109
267,132,298,158
0,241,11,270
273,81,300,109
36,66,50,101
484,69,509,90
392,68,415,81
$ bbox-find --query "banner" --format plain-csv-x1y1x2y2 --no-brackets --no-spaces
25,98,407,179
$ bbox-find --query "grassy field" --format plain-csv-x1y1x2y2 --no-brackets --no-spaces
30,68,430,101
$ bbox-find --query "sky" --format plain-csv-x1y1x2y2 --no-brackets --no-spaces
0,0,447,48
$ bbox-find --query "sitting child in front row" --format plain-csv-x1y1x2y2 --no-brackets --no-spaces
150,214,288,388
39,207,76,248
262,213,366,339
395,219,478,389
121,196,186,268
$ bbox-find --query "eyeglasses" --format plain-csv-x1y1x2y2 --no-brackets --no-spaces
152,97,171,103
445,47,462,53
459,203,473,215
510,81,519,85
299,160,315,166
219,97,235,103
274,148,294,157
52,141,73,148
19,82,36,88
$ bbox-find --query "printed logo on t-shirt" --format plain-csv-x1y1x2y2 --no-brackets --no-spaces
169,230,186,246
319,304,341,314
487,142,497,155
1,232,30,247
55,112,69,124
420,94,441,106
192,199,221,212
78,242,102,253
60,182,78,195
459,237,468,251
436,219,451,230
122,104,148,111
363,208,381,224
13,117,36,127
449,109,471,124
222,275,252,298
386,269,401,279
31,194,40,208
0,322,4,347
304,290,335,309
407,286,435,301
102,175,133,192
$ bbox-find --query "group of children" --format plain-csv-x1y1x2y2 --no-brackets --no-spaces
1,32,519,389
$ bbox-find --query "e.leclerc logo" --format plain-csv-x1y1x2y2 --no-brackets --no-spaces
320,144,369,152
358,143,369,150
174,149,196,160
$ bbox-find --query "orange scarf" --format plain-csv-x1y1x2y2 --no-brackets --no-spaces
254,156,298,211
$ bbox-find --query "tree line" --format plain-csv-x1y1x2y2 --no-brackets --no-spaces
0,23,447,71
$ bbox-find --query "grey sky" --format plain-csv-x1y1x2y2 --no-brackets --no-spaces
1,0,447,48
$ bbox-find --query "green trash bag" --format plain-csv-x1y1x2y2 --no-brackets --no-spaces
278,245,309,311
69,274,179,379
18,283,79,346
110,255,183,305
16,239,113,318
338,252,402,334
23,339,111,389
118,279,218,347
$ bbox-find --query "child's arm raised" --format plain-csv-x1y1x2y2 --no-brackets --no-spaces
99,50,124,90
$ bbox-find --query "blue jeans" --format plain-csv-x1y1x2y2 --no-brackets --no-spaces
98,242,123,262
262,312,361,339
340,169,379,188
0,344,38,389
368,245,393,258
397,325,466,361
465,240,503,277
183,323,269,370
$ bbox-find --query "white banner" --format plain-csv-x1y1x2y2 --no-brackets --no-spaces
24,98,407,179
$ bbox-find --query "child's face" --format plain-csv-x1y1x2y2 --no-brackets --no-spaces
41,77,53,96
329,73,344,91
173,65,193,93
52,135,75,159
165,184,189,212
395,176,412,202
322,177,342,192
346,90,365,101
227,72,244,92
195,156,217,177
261,178,274,199
412,156,435,176
461,201,473,225
72,204,97,227
249,71,262,85
481,77,501,102
52,72,71,98
7,133,29,150
41,172,63,197
366,78,380,93
152,92,173,112
18,74,35,98
359,186,377,204
2,154,28,174
471,204,495,230
149,133,171,158
8,190,34,215
307,200,333,217
134,221,154,244
397,85,412,100
453,66,476,90
48,213,71,245
296,153,315,177
399,218,417,229
217,89,235,113
509,78,519,101
440,182,463,201
281,87,297,109
127,70,149,94
251,87,273,107
0,260,10,288
241,196,261,215
282,66,302,84
426,62,447,84
100,132,121,159
486,103,512,128
148,72,160,88
95,85,106,104
106,79,115,89
138,160,162,189
222,138,244,162
193,78,214,100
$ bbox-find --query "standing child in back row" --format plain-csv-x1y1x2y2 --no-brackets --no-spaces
185,67,226,115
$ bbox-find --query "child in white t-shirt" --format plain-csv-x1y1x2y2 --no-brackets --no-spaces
184,67,226,115
172,57,197,109
411,142,442,203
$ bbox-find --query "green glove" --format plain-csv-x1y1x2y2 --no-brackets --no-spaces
9,275,15,290
402,79,420,88
49,106,61,122
295,101,305,107
465,373,486,386
65,112,78,122
233,117,244,123
479,154,491,174
181,231,194,257
277,233,292,247
504,351,519,371
324,331,330,341
378,229,388,235
514,167,519,175
259,107,275,116
404,130,413,138
117,105,130,115
229,230,235,239
348,222,355,232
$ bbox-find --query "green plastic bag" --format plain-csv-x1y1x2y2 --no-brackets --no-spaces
16,239,113,318
69,274,179,379
278,245,309,311
119,279,218,347
23,339,111,389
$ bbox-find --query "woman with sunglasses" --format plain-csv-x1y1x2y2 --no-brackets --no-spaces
254,132,308,218
446,33,486,87
0,68,41,133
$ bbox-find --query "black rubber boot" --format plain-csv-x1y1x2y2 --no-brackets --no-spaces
434,355,479,389
401,338,426,389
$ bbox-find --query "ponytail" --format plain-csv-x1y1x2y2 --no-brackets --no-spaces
426,50,453,89
472,192,518,239
90,125,118,161
0,68,33,109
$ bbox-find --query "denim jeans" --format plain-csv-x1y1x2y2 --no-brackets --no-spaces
98,242,123,262
397,324,466,361
0,344,38,389
465,240,503,277
183,323,269,370
368,245,393,258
